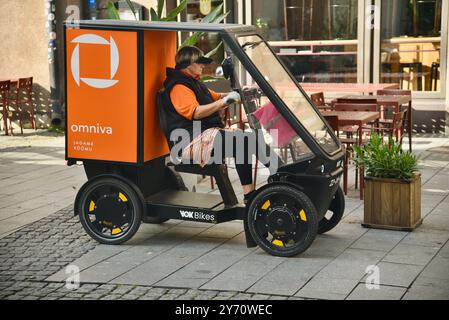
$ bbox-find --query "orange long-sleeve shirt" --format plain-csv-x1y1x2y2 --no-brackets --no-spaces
170,85,222,120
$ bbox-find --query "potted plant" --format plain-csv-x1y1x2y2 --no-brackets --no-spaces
353,132,422,231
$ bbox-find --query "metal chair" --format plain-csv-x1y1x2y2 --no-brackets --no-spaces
377,89,411,151
430,62,440,91
310,92,332,110
13,77,36,132
0,80,12,136
373,111,407,145
323,115,356,195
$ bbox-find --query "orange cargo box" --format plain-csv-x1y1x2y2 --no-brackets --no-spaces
65,26,177,165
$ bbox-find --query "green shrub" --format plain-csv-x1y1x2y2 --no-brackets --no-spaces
353,132,418,180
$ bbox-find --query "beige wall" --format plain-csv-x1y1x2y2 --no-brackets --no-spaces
0,0,49,89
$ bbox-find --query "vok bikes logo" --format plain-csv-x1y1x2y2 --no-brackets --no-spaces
70,34,120,89
180,210,215,222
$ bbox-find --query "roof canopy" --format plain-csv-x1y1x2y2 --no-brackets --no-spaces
65,20,258,35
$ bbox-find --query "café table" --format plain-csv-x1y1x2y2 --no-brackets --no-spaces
300,83,399,94
335,95,413,152
321,110,380,200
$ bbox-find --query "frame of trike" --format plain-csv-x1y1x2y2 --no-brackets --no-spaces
64,20,345,257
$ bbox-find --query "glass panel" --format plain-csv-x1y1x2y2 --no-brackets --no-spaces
380,0,442,92
236,35,340,156
252,0,358,83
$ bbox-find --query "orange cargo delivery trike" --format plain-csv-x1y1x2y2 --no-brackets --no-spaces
65,20,346,257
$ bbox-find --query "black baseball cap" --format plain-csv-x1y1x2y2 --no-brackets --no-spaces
175,46,213,70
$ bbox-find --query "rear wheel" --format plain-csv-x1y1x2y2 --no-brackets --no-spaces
247,185,318,257
76,176,143,245
318,186,345,234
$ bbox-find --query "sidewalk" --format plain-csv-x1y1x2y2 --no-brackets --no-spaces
0,130,85,238
0,131,448,300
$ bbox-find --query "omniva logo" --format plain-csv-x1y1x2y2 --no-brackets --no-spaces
70,34,120,89
71,124,113,135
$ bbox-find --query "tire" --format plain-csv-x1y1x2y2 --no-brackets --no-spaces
143,167,187,225
76,176,143,245
247,184,318,257
318,186,345,235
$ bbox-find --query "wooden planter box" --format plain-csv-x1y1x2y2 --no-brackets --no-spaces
363,174,422,231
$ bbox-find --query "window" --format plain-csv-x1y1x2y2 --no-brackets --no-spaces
235,35,340,156
251,0,359,83
379,0,443,92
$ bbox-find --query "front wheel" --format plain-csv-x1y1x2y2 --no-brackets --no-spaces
247,185,318,257
76,176,143,245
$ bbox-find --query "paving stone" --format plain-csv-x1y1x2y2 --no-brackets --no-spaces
138,295,160,300
156,233,254,289
111,285,135,295
350,229,407,252
159,294,180,300
232,293,253,300
200,251,284,292
112,237,226,286
100,295,123,300
265,295,288,300
314,249,384,280
46,246,129,282
413,276,449,290
128,287,151,296
249,294,270,300
437,242,449,258
121,294,141,300
360,262,423,288
383,244,440,266
97,284,117,292
420,257,449,280
347,284,406,300
295,277,359,300
421,214,449,231
403,285,449,300
146,288,168,296
83,293,106,300
401,228,449,248
247,257,332,296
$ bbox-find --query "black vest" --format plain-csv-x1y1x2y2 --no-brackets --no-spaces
157,68,224,149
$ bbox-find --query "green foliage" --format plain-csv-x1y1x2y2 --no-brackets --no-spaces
353,132,418,181
157,0,165,19
181,4,229,47
106,1,120,20
105,1,229,65
48,125,65,135
124,0,137,20
162,0,188,21
150,8,159,21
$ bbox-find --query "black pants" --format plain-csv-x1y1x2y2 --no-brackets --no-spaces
211,130,277,186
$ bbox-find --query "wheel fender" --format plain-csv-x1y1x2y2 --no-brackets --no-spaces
74,174,146,217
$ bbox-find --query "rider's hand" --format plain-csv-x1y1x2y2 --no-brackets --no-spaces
222,91,241,106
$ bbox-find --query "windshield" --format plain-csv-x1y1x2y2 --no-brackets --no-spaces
237,35,339,155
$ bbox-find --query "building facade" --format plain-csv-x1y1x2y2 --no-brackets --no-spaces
0,0,448,132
